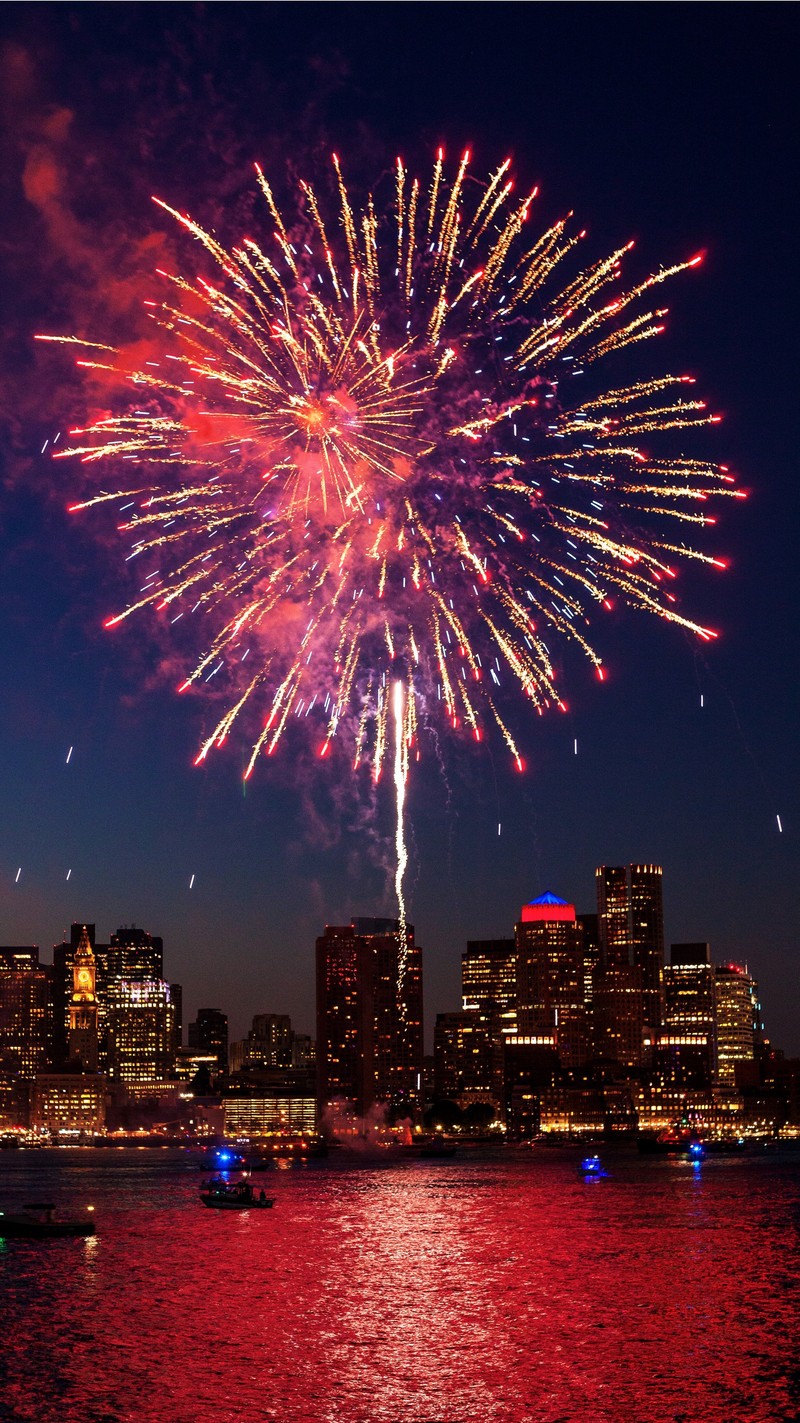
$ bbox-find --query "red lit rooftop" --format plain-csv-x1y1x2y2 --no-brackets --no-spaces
520,891,576,923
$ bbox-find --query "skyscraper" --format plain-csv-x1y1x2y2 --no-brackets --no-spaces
629,865,665,1036
460,939,517,1103
188,1008,229,1074
359,917,423,1108
662,943,717,1083
714,963,760,1089
105,980,176,1085
315,924,376,1119
595,864,665,1055
596,867,629,968
0,946,52,1081
315,917,423,1121
515,893,588,1070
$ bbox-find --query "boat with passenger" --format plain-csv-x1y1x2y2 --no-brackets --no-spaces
0,1202,96,1238
199,1176,275,1210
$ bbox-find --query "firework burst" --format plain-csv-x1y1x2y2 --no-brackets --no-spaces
38,149,741,941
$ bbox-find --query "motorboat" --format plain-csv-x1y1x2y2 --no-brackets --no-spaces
0,1203,96,1238
579,1155,607,1178
199,1177,275,1210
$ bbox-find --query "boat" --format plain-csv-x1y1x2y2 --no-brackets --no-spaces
195,1145,247,1172
400,1139,457,1158
579,1155,607,1178
0,1203,96,1238
199,1177,275,1210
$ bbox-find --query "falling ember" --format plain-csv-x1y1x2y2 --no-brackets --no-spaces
392,678,409,999
40,150,739,928
15,868,21,884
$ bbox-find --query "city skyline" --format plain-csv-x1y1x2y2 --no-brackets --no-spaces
0,856,781,1057
1,5,797,1056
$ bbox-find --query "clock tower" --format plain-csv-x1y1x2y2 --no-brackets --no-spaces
69,924,99,1072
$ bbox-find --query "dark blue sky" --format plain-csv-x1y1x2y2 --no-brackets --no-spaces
0,3,797,1050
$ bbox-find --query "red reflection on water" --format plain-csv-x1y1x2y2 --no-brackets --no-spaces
0,1149,798,1422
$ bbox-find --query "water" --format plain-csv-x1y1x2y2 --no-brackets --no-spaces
1,1145,799,1423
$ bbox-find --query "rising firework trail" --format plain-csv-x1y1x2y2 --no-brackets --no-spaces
39,149,742,947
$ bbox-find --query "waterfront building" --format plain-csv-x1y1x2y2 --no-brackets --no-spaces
170,982,183,1055
515,893,588,1070
715,963,760,1088
577,913,601,1011
32,1071,105,1134
538,1084,636,1137
223,1090,316,1137
502,1037,559,1137
360,917,423,1108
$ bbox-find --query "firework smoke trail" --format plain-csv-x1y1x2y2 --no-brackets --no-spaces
39,149,742,933
392,678,409,999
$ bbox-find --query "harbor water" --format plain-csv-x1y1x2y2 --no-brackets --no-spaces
1,1145,799,1422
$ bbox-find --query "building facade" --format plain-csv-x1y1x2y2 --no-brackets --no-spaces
515,893,588,1070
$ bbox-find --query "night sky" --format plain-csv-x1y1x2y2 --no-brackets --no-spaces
0,4,797,1052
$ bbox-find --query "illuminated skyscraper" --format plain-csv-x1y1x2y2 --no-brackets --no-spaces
315,924,375,1118
596,867,629,968
591,964,645,1069
714,963,760,1088
595,864,665,1055
515,893,588,1070
0,946,52,1080
458,939,517,1103
662,943,717,1084
315,918,423,1120
105,979,176,1085
629,865,665,1035
356,917,423,1109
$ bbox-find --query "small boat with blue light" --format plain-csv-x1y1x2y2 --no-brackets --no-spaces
579,1155,607,1178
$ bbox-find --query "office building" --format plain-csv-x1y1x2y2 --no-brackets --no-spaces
0,946,52,1080
515,893,588,1070
595,864,665,1053
315,917,423,1120
188,1008,228,1074
316,923,376,1118
591,963,646,1069
458,938,517,1104
662,943,716,1085
105,979,176,1085
715,963,760,1089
